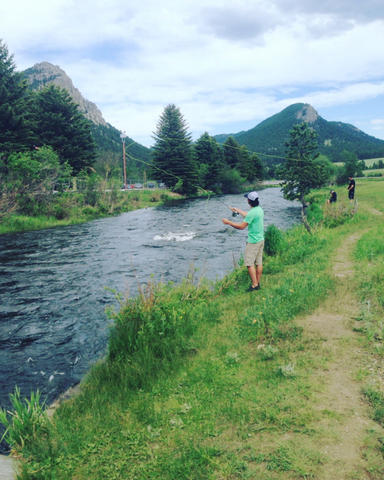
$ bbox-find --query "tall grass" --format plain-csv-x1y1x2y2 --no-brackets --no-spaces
0,388,48,452
0,190,175,234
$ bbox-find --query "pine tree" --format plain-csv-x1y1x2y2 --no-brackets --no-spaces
151,104,198,195
33,85,97,174
223,136,242,168
237,145,258,181
279,123,329,207
194,132,224,189
251,153,265,181
0,40,35,152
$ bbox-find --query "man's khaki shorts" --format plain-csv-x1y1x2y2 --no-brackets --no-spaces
244,240,264,267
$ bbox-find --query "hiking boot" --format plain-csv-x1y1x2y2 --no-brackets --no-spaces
247,285,260,292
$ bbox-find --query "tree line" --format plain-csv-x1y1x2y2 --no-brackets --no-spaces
0,39,372,225
150,104,265,195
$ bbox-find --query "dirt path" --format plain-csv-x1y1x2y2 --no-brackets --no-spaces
299,232,384,479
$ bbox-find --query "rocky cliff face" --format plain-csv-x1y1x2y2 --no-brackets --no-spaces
23,62,107,126
295,104,318,123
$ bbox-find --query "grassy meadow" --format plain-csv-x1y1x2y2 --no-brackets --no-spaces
2,178,384,479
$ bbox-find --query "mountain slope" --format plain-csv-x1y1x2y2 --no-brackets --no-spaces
214,103,384,163
23,62,150,163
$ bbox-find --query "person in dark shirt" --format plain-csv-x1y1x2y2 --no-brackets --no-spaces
347,176,355,203
327,190,337,204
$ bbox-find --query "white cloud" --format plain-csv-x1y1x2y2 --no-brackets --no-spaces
2,0,384,145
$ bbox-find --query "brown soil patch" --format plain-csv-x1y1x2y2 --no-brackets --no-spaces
299,231,384,479
369,208,383,216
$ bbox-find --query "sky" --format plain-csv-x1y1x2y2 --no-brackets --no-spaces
2,0,384,148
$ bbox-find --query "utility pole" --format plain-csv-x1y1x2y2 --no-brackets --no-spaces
120,131,127,190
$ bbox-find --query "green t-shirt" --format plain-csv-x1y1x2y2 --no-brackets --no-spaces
244,206,264,244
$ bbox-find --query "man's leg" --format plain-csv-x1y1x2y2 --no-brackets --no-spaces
247,265,258,288
256,264,263,285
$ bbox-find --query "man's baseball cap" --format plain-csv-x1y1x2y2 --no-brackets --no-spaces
244,191,259,201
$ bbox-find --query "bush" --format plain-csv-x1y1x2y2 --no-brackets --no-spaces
306,202,323,225
218,167,246,194
264,224,285,256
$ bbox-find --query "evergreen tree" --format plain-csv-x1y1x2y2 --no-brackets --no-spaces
237,146,258,181
33,85,97,174
223,136,242,168
279,123,330,207
335,150,363,184
194,132,224,189
0,40,35,152
151,104,198,195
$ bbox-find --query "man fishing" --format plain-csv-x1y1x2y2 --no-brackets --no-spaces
222,191,264,292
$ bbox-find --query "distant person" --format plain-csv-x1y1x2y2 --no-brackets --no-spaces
327,190,337,204
347,176,355,203
222,191,264,292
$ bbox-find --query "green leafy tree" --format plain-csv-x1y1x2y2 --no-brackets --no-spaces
194,132,224,189
223,136,242,168
33,85,97,174
0,146,70,217
218,166,246,194
237,145,256,181
251,153,265,181
0,40,35,152
279,123,330,208
314,154,337,181
236,146,265,182
151,104,198,195
335,150,364,184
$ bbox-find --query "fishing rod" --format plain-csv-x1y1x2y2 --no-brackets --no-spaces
217,197,239,217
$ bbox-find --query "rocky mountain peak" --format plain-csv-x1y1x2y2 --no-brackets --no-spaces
295,104,318,124
23,62,107,127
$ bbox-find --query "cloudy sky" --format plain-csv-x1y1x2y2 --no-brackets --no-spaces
2,0,384,147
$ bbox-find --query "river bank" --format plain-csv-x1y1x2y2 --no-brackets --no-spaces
2,179,384,479
0,182,267,236
0,189,178,235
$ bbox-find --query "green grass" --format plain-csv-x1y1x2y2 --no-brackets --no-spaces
361,157,384,168
0,190,175,234
363,169,384,176
3,178,384,479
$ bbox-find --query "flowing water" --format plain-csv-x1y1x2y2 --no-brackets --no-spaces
0,188,300,451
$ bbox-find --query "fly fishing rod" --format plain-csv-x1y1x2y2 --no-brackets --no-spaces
217,197,239,216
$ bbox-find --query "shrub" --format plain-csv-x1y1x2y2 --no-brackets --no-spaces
264,224,285,256
218,166,246,194
306,202,323,225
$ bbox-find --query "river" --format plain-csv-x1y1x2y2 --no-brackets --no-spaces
0,188,300,452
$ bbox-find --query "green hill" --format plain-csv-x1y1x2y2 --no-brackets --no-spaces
214,103,384,164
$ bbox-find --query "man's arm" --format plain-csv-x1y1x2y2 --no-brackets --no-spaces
230,207,248,217
222,218,248,230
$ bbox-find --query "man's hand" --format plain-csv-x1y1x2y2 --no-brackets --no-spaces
222,218,230,225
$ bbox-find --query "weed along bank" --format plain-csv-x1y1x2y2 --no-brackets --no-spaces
2,179,384,479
